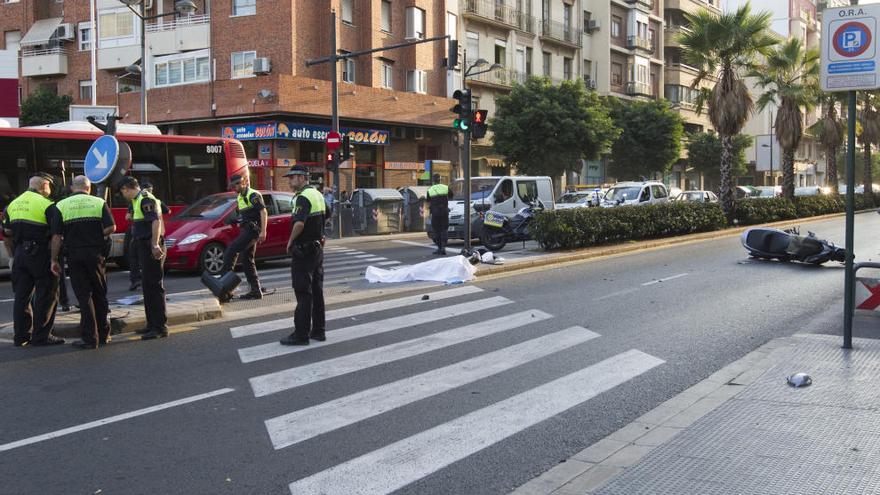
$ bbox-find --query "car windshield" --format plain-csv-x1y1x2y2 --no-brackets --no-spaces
605,186,641,202
558,193,590,204
173,195,235,219
755,187,776,197
451,178,500,201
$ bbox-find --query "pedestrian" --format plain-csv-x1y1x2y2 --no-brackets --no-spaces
279,165,326,346
222,173,267,299
126,180,168,291
51,176,116,350
323,186,335,231
426,173,453,255
118,176,168,340
1,172,64,347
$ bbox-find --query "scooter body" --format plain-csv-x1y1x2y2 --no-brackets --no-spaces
741,227,845,265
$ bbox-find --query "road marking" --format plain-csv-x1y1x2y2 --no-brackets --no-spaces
250,309,553,397
230,286,484,338
0,388,235,453
642,273,689,286
287,350,664,495
236,296,512,364
393,240,435,249
594,287,640,302
0,298,13,303
266,326,598,449
323,256,388,267
255,260,393,283
324,260,399,273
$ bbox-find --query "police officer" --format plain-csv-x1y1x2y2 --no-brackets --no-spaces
1,173,64,347
126,181,168,291
279,165,326,346
118,176,168,340
51,176,116,350
426,173,453,255
222,173,267,299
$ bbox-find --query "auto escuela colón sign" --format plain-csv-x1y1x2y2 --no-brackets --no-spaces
222,122,390,146
821,4,880,92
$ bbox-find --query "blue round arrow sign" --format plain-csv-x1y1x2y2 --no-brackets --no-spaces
84,135,120,184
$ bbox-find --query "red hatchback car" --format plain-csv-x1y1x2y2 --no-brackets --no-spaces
163,190,296,274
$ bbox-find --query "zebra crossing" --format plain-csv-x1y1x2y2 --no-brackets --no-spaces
227,285,665,495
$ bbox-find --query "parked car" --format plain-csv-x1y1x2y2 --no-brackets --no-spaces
794,186,826,196
753,186,781,198
601,181,670,207
735,185,760,199
556,189,604,209
674,190,718,203
162,190,296,275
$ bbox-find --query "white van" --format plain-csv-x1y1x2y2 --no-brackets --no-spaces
430,176,555,240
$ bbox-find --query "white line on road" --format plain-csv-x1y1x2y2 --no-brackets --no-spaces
236,296,512,364
0,388,235,453
250,309,553,397
287,350,664,495
642,273,689,286
230,286,484,338
594,287,640,302
393,240,435,249
266,325,598,449
323,260,400,273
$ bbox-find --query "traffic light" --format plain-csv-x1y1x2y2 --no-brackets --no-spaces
472,109,488,139
326,151,334,163
451,89,472,132
445,39,458,69
453,118,470,131
341,135,351,162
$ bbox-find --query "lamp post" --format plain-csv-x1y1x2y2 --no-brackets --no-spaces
118,0,198,124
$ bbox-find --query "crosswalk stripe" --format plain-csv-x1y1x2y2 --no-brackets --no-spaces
265,325,599,449
324,251,369,258
256,260,392,283
324,260,399,273
230,286,484,338
249,309,552,397
236,296,513,364
287,349,664,495
323,256,388,267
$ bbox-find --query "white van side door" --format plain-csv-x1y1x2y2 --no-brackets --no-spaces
492,178,517,215
536,178,555,209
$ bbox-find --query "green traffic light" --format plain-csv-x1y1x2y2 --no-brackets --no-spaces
453,119,470,131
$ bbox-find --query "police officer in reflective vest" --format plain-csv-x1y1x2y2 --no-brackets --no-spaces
51,176,116,350
118,176,168,340
1,173,64,347
426,173,453,255
279,165,326,346
222,173,267,299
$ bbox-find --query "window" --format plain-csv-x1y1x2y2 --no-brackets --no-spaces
516,180,538,203
564,4,572,29
583,11,592,31
498,179,513,202
381,0,392,32
341,0,353,24
232,0,255,16
405,7,425,40
542,0,550,21
231,51,256,79
406,69,427,94
583,59,592,78
648,28,655,50
611,16,621,38
381,63,393,89
79,80,93,101
525,47,533,75
494,39,506,67
542,51,551,77
611,62,623,85
515,46,525,74
275,194,294,215
342,58,355,83
563,57,572,80
99,9,135,40
447,12,457,39
78,22,92,51
466,31,479,61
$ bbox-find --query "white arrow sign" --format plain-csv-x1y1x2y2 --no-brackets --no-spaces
92,147,108,169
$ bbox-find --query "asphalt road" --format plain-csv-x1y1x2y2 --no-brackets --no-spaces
1,214,878,495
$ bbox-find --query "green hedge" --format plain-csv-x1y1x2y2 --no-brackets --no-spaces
533,194,875,251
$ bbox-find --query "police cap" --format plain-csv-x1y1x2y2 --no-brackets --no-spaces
117,176,140,191
228,174,244,186
141,180,154,191
31,172,55,186
283,165,309,177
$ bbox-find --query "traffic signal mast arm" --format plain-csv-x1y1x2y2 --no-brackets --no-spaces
306,34,452,67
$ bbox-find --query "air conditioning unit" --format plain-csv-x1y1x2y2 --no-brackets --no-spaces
253,57,271,75
587,20,601,32
414,128,424,140
55,23,74,41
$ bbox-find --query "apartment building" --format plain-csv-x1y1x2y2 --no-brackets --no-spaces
0,0,462,191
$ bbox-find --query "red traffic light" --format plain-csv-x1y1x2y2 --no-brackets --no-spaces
473,109,488,124
326,152,334,162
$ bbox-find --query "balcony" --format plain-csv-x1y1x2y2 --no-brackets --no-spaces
146,15,210,56
461,0,534,34
540,19,582,47
625,0,655,11
21,47,68,77
666,0,720,14
468,67,528,88
625,81,652,96
664,25,691,47
627,35,653,52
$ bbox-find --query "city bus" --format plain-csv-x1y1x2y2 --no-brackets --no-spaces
0,122,247,261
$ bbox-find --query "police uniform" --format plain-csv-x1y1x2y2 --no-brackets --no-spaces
130,188,168,337
280,179,326,346
222,185,265,298
55,192,115,347
2,185,63,346
127,187,169,290
427,179,453,255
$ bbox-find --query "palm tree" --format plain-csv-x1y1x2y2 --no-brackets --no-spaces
750,37,819,199
809,92,844,194
859,92,879,204
678,2,777,219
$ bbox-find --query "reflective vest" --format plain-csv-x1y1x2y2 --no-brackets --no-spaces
294,187,326,217
427,184,449,197
132,190,162,222
56,193,105,223
237,187,261,211
6,190,52,226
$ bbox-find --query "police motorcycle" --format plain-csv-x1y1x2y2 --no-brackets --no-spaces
741,226,845,265
478,199,545,252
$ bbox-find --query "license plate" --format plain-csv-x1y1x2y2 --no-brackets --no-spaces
483,211,505,228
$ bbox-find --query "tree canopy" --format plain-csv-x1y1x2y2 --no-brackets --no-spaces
19,89,73,127
606,98,684,180
686,132,751,190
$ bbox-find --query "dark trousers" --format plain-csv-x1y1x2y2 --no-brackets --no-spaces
222,227,260,292
135,239,167,333
12,245,58,344
291,245,325,339
127,229,141,284
57,253,69,307
68,248,110,344
431,212,449,250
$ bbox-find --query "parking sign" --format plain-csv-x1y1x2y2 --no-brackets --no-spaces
821,5,880,92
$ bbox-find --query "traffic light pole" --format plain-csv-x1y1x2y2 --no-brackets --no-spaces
462,116,472,254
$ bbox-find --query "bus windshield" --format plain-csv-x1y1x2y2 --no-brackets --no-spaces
451,178,499,201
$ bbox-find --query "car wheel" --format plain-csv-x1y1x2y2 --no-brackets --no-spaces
199,243,225,275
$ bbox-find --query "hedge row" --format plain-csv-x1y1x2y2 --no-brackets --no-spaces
532,194,876,251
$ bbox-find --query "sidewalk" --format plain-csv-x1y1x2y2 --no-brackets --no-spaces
511,315,880,495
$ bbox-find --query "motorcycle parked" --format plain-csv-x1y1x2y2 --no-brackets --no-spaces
741,226,846,265
479,200,544,252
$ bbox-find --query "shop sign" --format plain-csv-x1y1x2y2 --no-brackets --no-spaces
222,123,277,141
247,159,272,168
225,122,390,146
385,162,424,170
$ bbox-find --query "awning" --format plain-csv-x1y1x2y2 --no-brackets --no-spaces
20,18,63,47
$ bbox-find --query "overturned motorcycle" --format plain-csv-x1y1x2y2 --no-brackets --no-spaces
741,226,846,265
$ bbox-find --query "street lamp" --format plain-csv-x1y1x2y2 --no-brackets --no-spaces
118,0,199,124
